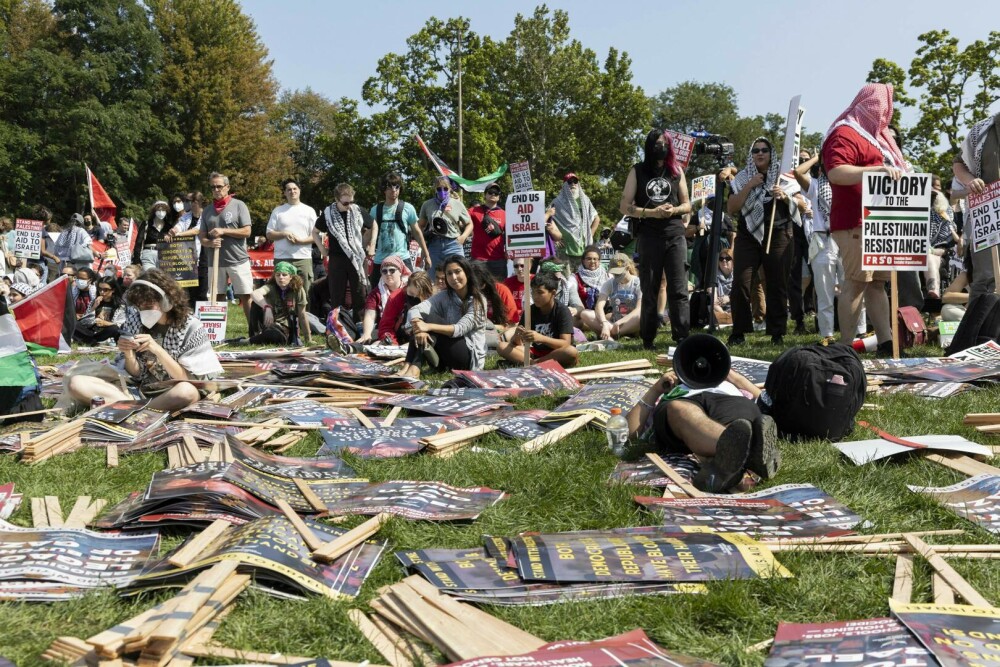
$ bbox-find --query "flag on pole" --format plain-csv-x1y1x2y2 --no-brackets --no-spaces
86,164,118,230
414,134,508,192
0,307,40,388
11,276,71,353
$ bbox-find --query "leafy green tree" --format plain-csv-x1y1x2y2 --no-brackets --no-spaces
272,87,345,207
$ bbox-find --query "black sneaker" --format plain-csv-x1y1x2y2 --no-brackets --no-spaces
693,419,752,493
727,334,745,346
793,321,807,335
770,334,784,345
747,415,779,479
876,340,895,358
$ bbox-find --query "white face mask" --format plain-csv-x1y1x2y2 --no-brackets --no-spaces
173,202,184,213
76,279,89,290
155,210,167,220
139,309,162,328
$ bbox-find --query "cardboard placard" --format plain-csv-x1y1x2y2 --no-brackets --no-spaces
779,95,806,175
663,130,695,170
968,179,1000,253
861,173,932,270
13,219,43,259
249,248,274,280
156,239,198,287
195,302,228,343
510,160,533,193
690,175,715,201
505,191,546,259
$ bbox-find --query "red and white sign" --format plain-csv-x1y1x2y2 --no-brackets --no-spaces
249,249,274,281
664,130,695,170
195,302,228,343
861,172,931,271
510,161,533,193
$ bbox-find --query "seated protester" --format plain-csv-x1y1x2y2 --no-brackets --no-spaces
74,277,128,344
942,269,970,322
581,253,641,340
433,263,447,292
714,252,734,326
471,261,517,350
574,245,609,316
66,269,222,412
12,261,41,289
625,367,779,493
502,259,533,323
398,256,503,378
378,271,435,345
122,264,141,288
537,257,584,319
498,272,579,368
8,282,32,305
356,255,409,344
248,262,311,346
71,267,97,319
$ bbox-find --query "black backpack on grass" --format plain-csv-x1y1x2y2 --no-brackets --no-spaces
945,293,1000,356
758,343,866,442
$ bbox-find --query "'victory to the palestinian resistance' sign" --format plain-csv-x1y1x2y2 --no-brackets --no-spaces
861,172,931,271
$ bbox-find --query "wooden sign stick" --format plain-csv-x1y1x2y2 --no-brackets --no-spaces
891,554,914,603
293,478,328,514
312,513,389,563
890,272,900,359
901,533,994,607
521,413,595,453
381,406,402,427
275,499,324,552
168,519,231,568
522,258,532,368
209,246,219,305
992,246,1000,296
350,408,377,429
647,453,705,498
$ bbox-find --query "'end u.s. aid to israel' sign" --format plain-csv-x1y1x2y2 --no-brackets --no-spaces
861,172,931,271
968,179,1000,253
505,190,546,259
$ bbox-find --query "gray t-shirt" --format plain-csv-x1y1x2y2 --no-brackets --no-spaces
199,198,251,267
419,197,471,240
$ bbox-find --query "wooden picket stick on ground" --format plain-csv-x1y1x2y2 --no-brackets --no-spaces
902,533,994,608
182,435,204,464
312,377,399,396
349,609,414,667
64,496,107,529
368,613,440,667
744,638,774,654
566,359,652,375
422,425,498,457
772,529,964,546
312,513,390,563
926,454,1000,477
891,554,914,603
933,572,956,604
350,408,377,429
646,453,705,498
44,496,63,527
107,443,119,468
293,478,328,514
168,520,231,568
275,499,324,552
382,406,402,427
179,644,333,666
521,413,595,453
31,497,49,528
963,413,1000,425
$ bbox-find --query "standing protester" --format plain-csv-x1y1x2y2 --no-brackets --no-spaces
199,172,254,325
619,129,692,348
953,110,1000,298
370,171,427,277
169,192,205,304
136,202,171,271
82,213,106,242
549,173,600,271
788,149,815,334
53,212,94,272
469,182,508,279
927,178,961,300
267,178,321,294
319,183,372,323
419,175,472,269
822,83,906,353
727,137,798,346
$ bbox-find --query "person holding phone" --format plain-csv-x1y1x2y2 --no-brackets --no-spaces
499,271,578,367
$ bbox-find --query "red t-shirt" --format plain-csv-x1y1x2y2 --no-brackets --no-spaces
822,125,885,232
502,274,533,324
469,204,507,261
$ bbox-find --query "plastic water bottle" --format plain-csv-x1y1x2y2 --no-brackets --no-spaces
605,407,629,457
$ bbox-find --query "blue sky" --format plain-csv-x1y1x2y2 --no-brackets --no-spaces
242,0,996,137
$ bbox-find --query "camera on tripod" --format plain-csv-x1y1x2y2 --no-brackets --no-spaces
692,132,734,160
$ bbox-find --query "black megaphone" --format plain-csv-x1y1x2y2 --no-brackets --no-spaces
672,334,731,389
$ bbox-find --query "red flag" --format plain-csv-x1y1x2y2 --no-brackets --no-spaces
11,276,70,351
86,164,118,231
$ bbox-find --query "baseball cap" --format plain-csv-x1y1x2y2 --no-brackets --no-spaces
608,253,632,275
563,173,578,182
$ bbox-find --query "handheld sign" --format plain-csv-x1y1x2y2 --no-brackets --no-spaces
14,219,43,260
156,239,198,287
510,161,533,193
506,190,546,367
861,173,931,271
690,175,715,203
195,303,228,343
968,180,1000,254
664,130,695,170
766,95,805,253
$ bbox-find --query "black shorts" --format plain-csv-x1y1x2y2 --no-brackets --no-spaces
653,393,762,455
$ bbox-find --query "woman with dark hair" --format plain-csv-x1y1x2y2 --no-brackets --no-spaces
52,212,94,271
619,129,692,348
66,269,221,411
249,261,311,345
397,255,501,377
71,267,97,318
168,192,204,304
573,245,609,315
499,271,579,367
377,270,435,345
726,137,799,345
136,201,172,271
74,276,128,343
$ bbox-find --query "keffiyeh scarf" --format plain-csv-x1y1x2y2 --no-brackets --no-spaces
731,137,781,244
121,311,220,384
960,113,1000,179
551,182,598,249
324,204,370,291
822,83,910,171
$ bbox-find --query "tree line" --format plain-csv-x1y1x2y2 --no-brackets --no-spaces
0,1,995,232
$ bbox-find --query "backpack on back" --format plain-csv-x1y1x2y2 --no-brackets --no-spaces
946,293,1000,355
759,343,866,442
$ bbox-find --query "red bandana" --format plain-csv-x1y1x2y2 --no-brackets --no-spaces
213,195,232,213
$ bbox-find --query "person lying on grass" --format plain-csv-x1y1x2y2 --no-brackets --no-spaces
625,367,779,493
67,269,222,412
499,271,579,368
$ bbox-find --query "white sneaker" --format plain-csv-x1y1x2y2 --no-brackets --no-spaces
753,321,766,332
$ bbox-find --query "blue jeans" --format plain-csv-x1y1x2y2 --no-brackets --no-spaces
427,236,464,269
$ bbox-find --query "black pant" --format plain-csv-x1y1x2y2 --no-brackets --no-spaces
788,223,809,325
73,324,120,345
406,335,472,371
194,247,209,303
249,324,290,345
731,223,794,337
637,229,689,346
327,254,368,321
653,393,762,455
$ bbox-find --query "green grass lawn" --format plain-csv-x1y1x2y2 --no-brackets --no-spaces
1,308,997,666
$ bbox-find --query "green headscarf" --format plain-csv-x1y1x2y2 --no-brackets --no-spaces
274,261,298,275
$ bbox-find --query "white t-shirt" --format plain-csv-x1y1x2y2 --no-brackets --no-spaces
266,202,318,259
599,275,641,322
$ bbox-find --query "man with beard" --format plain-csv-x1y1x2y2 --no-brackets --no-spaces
549,173,600,271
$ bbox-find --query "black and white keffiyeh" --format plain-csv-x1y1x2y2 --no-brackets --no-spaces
731,137,781,244
816,173,833,222
960,114,1000,179
121,310,221,384
324,203,370,291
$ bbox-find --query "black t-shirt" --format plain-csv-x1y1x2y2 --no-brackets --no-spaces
315,208,374,257
521,302,573,355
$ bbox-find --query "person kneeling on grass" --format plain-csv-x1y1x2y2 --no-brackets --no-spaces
249,261,311,346
499,272,579,367
397,256,503,378
625,367,779,493
67,269,222,412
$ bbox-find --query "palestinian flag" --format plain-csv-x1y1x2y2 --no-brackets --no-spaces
86,164,118,230
11,276,71,353
414,134,508,192
0,307,40,388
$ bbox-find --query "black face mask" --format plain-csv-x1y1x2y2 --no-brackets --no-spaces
649,144,669,161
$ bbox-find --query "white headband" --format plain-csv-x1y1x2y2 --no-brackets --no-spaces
128,279,172,311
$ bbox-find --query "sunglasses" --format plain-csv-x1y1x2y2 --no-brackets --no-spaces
98,287,113,293
751,147,771,155
381,267,398,275
513,263,526,268
719,257,733,262
340,200,354,206
567,179,579,185
485,189,501,195
385,184,400,190
436,187,450,193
